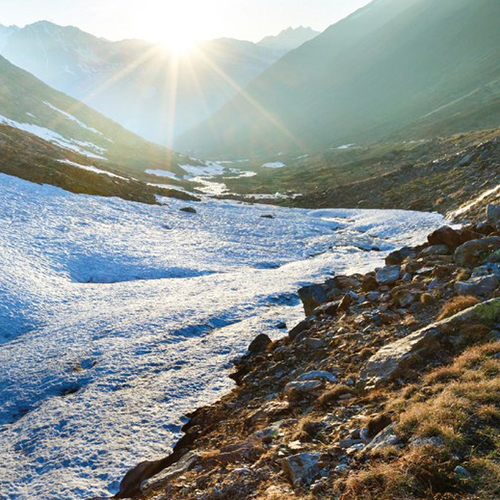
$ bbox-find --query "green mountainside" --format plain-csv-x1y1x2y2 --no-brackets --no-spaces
178,0,500,157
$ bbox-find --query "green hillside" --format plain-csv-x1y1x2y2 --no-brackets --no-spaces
178,0,500,157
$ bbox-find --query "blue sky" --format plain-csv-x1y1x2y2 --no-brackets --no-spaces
0,0,372,46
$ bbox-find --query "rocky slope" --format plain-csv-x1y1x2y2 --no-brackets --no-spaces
96,190,500,500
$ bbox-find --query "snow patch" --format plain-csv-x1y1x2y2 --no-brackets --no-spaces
145,169,180,180
59,160,128,180
43,101,104,137
261,162,286,169
0,114,107,160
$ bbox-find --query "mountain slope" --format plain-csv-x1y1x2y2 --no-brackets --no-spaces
257,26,319,52
178,0,500,156
0,54,187,202
0,21,292,144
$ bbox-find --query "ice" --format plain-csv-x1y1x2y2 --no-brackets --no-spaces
0,173,444,500
0,114,107,159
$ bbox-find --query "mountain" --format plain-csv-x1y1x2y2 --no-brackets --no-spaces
0,53,189,202
257,26,319,52
178,0,500,157
0,21,295,145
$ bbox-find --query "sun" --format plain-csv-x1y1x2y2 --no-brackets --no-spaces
158,32,198,57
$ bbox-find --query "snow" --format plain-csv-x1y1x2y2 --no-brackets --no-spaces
43,101,104,137
58,160,128,180
261,162,286,169
0,173,444,500
181,161,226,178
337,143,355,150
145,169,180,180
0,114,107,160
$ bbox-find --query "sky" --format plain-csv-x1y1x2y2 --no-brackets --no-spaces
0,0,372,49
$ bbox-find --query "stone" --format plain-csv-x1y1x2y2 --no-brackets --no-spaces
487,204,500,229
281,452,321,487
365,424,399,451
339,439,362,449
359,298,500,389
428,226,462,250
454,465,473,479
385,247,417,266
284,380,323,400
248,334,271,354
298,284,328,316
459,153,473,167
421,244,451,257
305,337,326,350
180,206,197,213
375,265,401,285
455,237,500,267
140,452,200,494
298,370,337,383
334,275,361,290
362,273,379,291
367,291,382,302
455,275,499,297
260,214,275,219
289,319,312,340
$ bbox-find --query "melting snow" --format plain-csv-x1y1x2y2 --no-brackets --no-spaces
261,162,286,169
0,173,444,500
145,169,180,180
58,160,128,180
0,114,107,159
181,162,225,178
43,101,104,137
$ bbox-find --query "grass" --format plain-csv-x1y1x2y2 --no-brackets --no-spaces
437,296,481,321
338,342,500,500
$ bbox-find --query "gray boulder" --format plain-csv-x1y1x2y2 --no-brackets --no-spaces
359,298,500,389
281,452,321,487
455,275,499,297
298,284,328,316
455,237,500,267
375,265,401,285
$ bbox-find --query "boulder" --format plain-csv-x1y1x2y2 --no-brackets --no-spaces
248,334,271,354
455,275,499,297
281,452,321,487
359,298,500,389
180,206,197,213
428,226,462,250
420,244,451,257
375,265,401,285
284,380,323,401
385,247,417,266
298,284,328,316
455,237,500,267
297,370,337,383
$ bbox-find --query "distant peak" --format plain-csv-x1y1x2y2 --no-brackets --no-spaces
257,26,320,52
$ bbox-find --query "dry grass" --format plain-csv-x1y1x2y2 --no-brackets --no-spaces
318,385,354,407
437,296,480,321
339,342,500,500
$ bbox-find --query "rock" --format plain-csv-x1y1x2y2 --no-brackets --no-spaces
455,275,499,297
455,237,500,267
421,244,450,257
428,226,462,250
284,380,323,401
339,439,362,449
385,247,417,266
298,370,337,383
298,284,328,316
140,452,200,494
459,153,473,167
248,334,272,354
312,300,342,317
454,465,473,479
281,452,321,487
260,214,275,219
359,298,500,389
362,273,379,292
487,204,500,229
367,291,382,302
392,288,419,308
211,439,263,465
289,319,312,340
305,337,326,350
375,265,401,285
180,206,197,213
364,424,399,451
334,275,361,290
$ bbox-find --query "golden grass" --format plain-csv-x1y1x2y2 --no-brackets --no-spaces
437,296,480,321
